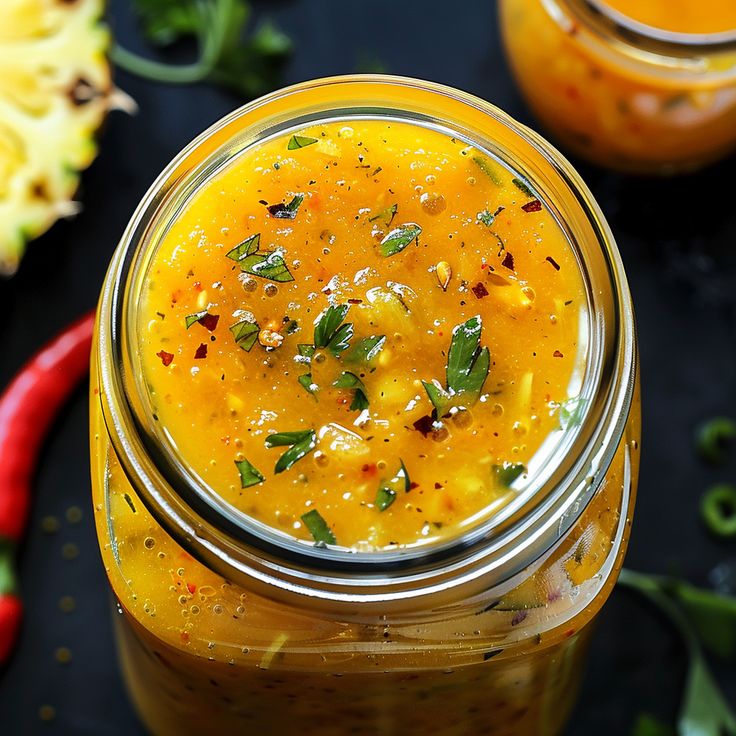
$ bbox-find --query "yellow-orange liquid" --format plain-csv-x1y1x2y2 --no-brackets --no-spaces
604,0,736,34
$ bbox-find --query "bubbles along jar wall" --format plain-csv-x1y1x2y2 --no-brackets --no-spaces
499,0,736,174
90,76,640,736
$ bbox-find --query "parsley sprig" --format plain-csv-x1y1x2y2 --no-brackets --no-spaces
226,232,294,282
422,316,490,416
111,0,291,97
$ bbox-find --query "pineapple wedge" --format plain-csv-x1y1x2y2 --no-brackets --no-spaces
0,0,114,275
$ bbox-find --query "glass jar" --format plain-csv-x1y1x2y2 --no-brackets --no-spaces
90,75,640,736
499,0,736,173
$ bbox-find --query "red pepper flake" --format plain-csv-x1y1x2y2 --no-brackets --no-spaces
501,252,515,270
511,611,528,626
194,343,208,360
434,482,443,489
553,350,564,358
361,463,377,477
347,298,363,304
471,282,489,299
413,415,435,437
193,281,203,292
546,256,561,271
409,481,420,490
186,582,197,595
521,199,542,213
199,313,220,332
156,350,174,366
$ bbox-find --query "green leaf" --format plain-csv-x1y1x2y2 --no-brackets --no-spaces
314,304,350,349
333,371,368,411
298,373,318,396
287,134,318,150
267,194,304,219
368,203,398,225
446,317,490,399
226,233,261,261
378,223,422,257
559,396,587,430
477,206,504,228
512,177,535,197
345,335,386,364
375,486,396,511
230,319,260,352
297,343,316,359
240,251,294,282
185,310,207,328
234,458,264,488
422,379,452,416
301,509,336,545
265,429,317,473
631,714,673,736
327,323,354,356
472,155,503,186
696,417,736,464
493,463,527,487
396,459,411,493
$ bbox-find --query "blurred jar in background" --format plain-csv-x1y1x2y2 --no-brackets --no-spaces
499,0,736,173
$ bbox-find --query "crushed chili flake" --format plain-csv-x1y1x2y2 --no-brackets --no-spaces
521,199,542,213
546,256,561,271
413,415,436,437
186,582,197,595
501,252,515,270
347,298,363,304
409,481,420,490
156,350,174,366
553,350,564,358
194,343,208,359
434,482,443,489
199,313,220,331
471,282,489,299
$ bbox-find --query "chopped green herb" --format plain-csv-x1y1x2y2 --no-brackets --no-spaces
297,343,316,359
696,417,736,464
313,304,353,356
368,203,398,225
287,134,318,150
512,177,535,197
239,251,294,282
230,319,260,352
185,311,207,329
477,206,504,228
471,155,503,186
422,316,490,416
185,311,219,331
226,233,261,262
493,463,527,487
234,458,264,488
375,485,396,511
345,335,386,364
700,484,736,538
301,509,336,545
284,319,299,335
558,396,587,430
298,373,317,396
265,429,317,473
378,223,422,257
333,371,369,411
267,193,304,219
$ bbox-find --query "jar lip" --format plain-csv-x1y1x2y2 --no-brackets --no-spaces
97,74,636,607
576,0,736,49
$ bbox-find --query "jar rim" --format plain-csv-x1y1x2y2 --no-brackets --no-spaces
96,74,637,610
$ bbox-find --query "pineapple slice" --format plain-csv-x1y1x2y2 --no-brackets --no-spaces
0,0,115,275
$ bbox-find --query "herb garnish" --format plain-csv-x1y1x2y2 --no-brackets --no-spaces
301,509,336,545
333,371,369,411
185,311,219,331
344,335,385,364
374,460,411,511
512,177,535,197
235,457,264,488
696,417,736,464
230,319,260,352
265,429,317,473
493,463,527,487
378,223,422,257
298,373,318,396
313,304,353,356
287,134,317,150
477,206,504,228
267,193,304,219
700,484,736,538
368,203,398,226
422,316,490,416
472,155,503,186
226,232,294,282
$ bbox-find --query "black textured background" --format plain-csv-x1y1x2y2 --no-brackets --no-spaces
1,1,735,733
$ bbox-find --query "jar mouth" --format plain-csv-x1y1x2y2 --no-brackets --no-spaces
97,75,636,608
581,0,736,49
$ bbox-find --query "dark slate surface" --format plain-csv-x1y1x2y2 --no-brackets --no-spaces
0,0,734,733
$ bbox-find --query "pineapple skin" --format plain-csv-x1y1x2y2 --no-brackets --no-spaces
0,0,113,275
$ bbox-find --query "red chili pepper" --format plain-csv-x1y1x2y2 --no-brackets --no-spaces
0,310,95,665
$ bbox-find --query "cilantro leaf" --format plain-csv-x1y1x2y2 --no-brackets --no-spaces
235,457,264,488
512,177,535,197
265,429,317,473
298,373,318,396
375,486,396,511
239,251,294,282
313,304,354,355
378,223,422,257
301,509,336,545
493,463,527,488
288,134,318,150
333,371,369,411
230,319,260,351
345,335,386,364
368,203,398,225
477,206,504,228
267,194,304,219
374,460,411,512
226,233,260,261
472,155,503,186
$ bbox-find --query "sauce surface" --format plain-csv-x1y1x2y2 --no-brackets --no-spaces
603,0,736,34
138,120,586,550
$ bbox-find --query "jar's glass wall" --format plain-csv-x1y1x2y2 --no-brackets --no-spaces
499,0,736,173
